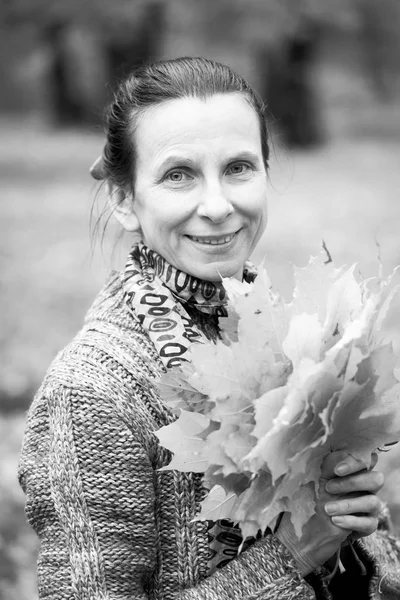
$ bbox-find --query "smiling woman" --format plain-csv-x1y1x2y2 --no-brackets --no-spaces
18,57,400,600
111,94,268,281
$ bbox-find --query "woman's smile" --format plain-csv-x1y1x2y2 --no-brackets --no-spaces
185,230,240,246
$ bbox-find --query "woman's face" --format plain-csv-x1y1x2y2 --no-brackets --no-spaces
128,93,268,281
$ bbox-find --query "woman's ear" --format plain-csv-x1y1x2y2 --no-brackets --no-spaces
107,182,141,232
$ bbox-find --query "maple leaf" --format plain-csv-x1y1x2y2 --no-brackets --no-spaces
156,362,210,412
218,309,240,343
189,339,283,420
282,313,323,366
201,428,239,477
222,275,254,300
257,481,317,539
225,269,292,360
286,484,318,538
355,343,398,398
370,274,400,343
329,378,400,465
291,252,345,321
284,390,341,490
205,422,256,474
322,264,363,346
244,357,341,479
250,387,287,440
195,485,239,522
155,409,210,472
233,471,276,525
189,342,243,401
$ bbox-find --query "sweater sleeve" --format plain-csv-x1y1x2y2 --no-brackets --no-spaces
19,383,315,600
178,537,315,600
355,508,400,599
19,384,158,600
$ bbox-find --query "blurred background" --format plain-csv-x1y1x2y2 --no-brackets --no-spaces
1,0,400,597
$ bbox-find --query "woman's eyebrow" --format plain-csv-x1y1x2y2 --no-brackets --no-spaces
157,155,197,171
225,150,260,163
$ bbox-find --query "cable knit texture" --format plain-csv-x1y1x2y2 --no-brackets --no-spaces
19,272,400,600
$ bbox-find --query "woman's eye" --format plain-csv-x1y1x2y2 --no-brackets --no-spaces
227,162,252,176
165,169,191,183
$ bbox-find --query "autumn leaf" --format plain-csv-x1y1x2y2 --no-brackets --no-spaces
155,409,210,472
218,309,240,343
282,313,323,366
291,252,345,321
156,362,209,411
224,269,292,360
202,422,256,476
322,264,363,344
195,485,239,522
189,342,243,401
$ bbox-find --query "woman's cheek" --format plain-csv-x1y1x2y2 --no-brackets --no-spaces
240,177,268,211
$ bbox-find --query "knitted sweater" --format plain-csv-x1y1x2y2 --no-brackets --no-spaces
19,272,400,600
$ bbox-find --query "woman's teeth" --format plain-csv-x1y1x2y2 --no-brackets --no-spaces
189,233,235,245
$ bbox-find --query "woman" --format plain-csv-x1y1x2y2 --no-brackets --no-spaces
19,57,400,600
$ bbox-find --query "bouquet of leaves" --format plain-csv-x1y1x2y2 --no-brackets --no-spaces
155,251,400,539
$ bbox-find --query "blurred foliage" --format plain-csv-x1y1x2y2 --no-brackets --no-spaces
0,0,399,138
1,0,151,41
1,0,399,39
1,0,399,134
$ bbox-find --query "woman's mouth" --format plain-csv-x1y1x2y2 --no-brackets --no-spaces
186,231,239,246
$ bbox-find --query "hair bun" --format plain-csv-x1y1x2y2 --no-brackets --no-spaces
90,156,107,180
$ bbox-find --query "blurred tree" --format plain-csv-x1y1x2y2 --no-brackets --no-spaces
1,0,399,133
358,0,400,99
106,1,165,87
257,25,323,147
172,0,355,146
1,0,165,124
167,0,400,146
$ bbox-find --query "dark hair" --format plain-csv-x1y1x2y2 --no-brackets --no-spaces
99,56,270,192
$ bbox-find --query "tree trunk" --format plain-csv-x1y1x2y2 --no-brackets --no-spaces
358,0,399,100
107,1,165,88
45,22,87,125
258,26,323,148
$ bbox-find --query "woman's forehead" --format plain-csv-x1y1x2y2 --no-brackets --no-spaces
134,94,262,164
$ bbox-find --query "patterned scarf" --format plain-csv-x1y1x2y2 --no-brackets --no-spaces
123,242,259,571
123,243,256,367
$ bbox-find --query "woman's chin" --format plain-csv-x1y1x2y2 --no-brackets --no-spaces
186,261,244,282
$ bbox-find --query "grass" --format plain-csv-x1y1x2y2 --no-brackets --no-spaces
1,108,400,598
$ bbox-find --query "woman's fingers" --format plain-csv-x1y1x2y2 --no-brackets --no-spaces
321,451,354,479
325,494,383,517
325,470,384,495
330,515,379,536
332,453,377,477
321,451,378,481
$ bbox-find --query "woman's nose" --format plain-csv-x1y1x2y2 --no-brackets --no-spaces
196,184,234,222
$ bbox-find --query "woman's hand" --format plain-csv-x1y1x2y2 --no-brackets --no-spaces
275,450,384,577
323,451,383,539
